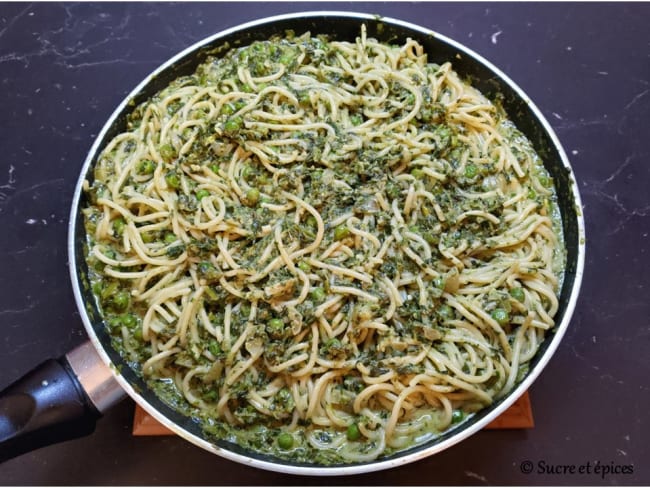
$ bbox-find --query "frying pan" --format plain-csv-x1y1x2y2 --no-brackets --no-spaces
0,11,586,475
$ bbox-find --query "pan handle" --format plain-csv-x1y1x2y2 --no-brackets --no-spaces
0,341,125,463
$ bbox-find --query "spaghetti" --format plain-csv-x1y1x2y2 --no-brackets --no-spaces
83,27,565,464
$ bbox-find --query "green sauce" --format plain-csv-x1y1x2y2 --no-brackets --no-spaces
83,30,565,465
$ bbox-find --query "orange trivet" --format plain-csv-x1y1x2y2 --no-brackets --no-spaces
133,391,533,436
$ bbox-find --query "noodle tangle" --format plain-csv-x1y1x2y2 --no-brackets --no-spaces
83,26,565,464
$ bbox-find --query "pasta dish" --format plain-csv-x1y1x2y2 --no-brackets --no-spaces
83,26,565,464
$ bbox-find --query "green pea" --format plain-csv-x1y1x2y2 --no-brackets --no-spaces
297,261,311,273
241,84,252,93
509,287,525,303
121,313,137,328
279,53,293,65
195,189,210,201
528,188,537,199
137,159,156,175
163,232,177,244
333,225,350,241
350,114,363,126
298,91,310,105
268,318,284,330
256,173,269,185
112,290,130,312
165,171,181,189
410,167,425,179
224,116,243,133
220,102,236,115
310,287,325,302
491,308,510,325
465,163,478,179
133,328,143,341
107,316,122,330
346,423,361,441
112,217,126,237
245,188,260,206
277,432,294,450
159,144,176,162
538,174,552,188
209,163,220,174
451,410,465,424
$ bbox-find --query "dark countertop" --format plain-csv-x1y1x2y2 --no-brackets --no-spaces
1,2,648,485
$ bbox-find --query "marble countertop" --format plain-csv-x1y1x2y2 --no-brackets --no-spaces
1,2,648,485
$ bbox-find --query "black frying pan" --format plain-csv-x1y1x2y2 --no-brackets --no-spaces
0,12,585,475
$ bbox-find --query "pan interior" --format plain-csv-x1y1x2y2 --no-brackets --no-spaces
71,12,583,472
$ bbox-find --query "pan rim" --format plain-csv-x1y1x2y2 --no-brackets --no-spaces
68,10,586,476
